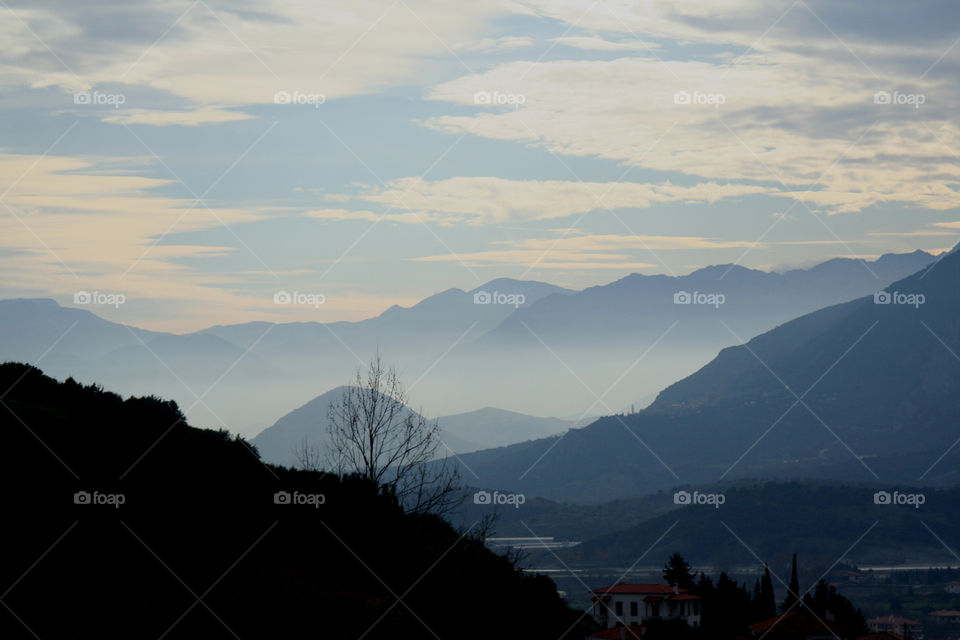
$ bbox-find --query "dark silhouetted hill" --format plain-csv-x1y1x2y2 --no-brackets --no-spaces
0,363,588,640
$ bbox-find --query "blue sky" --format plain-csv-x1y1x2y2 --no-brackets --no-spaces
1,0,959,330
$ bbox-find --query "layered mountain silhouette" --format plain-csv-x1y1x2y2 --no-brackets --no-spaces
450,248,960,502
250,387,583,468
0,252,934,435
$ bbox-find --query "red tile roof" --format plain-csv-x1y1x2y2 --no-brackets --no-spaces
749,610,836,635
591,583,684,595
929,610,960,616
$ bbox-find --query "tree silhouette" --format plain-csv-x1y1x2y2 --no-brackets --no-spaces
327,354,461,514
662,552,696,590
760,565,777,618
782,553,801,611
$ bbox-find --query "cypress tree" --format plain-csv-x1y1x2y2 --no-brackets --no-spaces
783,553,800,611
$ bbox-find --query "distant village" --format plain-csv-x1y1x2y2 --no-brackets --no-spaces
581,556,960,640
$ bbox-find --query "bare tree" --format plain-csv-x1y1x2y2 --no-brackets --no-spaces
293,436,325,473
327,355,461,514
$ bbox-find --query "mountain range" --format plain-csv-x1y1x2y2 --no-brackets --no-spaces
449,248,960,502
0,251,935,437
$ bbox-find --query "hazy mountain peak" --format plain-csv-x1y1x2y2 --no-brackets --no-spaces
2,297,62,307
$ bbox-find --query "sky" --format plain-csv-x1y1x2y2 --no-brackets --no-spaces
1,0,959,332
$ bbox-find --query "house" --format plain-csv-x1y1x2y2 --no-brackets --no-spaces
749,610,850,640
589,583,701,631
929,611,960,625
945,581,960,595
867,616,922,640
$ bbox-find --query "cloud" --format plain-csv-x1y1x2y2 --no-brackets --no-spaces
0,0,508,109
424,51,960,214
101,107,255,127
507,0,960,63
413,248,658,270
0,151,277,314
456,36,536,52
411,232,759,269
352,176,770,224
550,36,660,52
303,208,427,224
505,234,760,251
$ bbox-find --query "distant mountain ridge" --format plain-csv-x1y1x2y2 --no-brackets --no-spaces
0,251,938,434
478,250,936,350
448,246,960,502
251,389,581,468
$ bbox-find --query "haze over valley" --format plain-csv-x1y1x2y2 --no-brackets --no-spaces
3,2,960,638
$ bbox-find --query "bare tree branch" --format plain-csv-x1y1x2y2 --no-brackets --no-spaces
293,436,324,472
327,354,462,515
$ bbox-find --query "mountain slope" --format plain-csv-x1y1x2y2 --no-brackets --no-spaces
450,248,960,502
0,362,587,639
436,251,936,421
438,407,581,450
249,386,478,467
555,482,960,568
251,390,577,468
0,297,165,363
